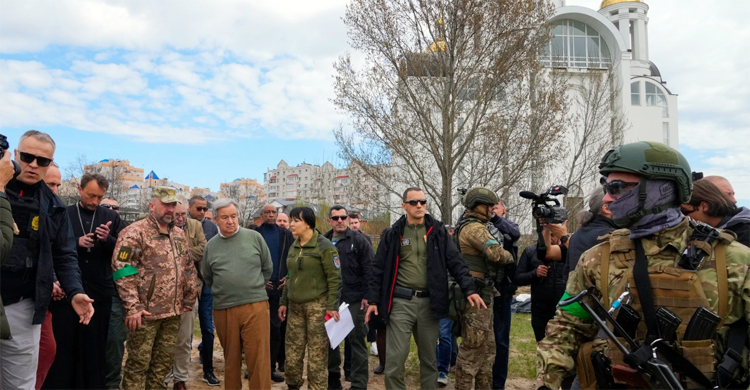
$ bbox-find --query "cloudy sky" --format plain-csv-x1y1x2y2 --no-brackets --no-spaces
1,0,748,206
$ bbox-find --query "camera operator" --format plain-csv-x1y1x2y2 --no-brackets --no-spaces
1,149,17,341
513,220,569,342
563,191,618,278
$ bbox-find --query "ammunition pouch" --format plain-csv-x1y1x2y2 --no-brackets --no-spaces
679,339,716,388
576,340,603,390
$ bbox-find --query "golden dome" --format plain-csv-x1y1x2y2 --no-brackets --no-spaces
600,0,643,9
426,39,446,53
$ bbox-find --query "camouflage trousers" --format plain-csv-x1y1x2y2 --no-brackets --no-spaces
455,294,495,390
285,296,329,390
121,315,180,390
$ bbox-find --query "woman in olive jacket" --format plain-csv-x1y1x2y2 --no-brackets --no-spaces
278,207,340,390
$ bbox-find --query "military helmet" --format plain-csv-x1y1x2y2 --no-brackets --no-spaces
599,141,692,203
462,187,499,209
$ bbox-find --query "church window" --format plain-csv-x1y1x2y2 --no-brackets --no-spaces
542,20,612,69
631,82,640,106
662,123,670,145
646,82,668,117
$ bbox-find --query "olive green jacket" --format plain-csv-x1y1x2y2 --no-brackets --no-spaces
280,231,340,310
1,195,14,339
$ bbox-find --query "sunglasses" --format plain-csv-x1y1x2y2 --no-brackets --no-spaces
195,207,209,212
101,204,120,211
600,178,639,196
330,215,348,221
405,199,427,206
19,152,53,167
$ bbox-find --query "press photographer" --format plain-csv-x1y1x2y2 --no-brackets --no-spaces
515,186,570,342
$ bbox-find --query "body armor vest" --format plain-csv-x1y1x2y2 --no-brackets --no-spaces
581,228,738,389
454,216,497,281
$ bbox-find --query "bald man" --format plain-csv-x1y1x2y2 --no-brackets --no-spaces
705,175,737,204
43,163,62,195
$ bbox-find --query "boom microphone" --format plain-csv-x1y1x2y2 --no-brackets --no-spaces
519,191,538,200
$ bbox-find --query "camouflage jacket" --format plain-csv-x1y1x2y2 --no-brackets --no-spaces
458,212,514,270
537,217,750,389
111,215,200,320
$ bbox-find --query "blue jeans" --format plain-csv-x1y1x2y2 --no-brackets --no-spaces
436,318,453,375
198,283,215,373
492,291,513,389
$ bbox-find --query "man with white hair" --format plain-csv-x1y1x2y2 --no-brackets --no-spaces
112,187,200,390
202,199,273,390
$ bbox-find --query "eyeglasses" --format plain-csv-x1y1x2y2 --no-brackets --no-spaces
330,215,348,221
101,204,120,211
405,199,427,206
600,178,638,196
19,152,53,167
175,212,187,218
195,207,209,212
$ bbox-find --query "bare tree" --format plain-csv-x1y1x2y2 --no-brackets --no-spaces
333,0,569,223
65,154,130,203
562,66,628,230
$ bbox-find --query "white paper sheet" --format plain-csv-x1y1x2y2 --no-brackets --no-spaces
325,302,355,349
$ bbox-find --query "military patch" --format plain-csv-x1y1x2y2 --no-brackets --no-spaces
401,238,412,246
333,256,341,270
117,246,133,262
177,242,184,253
31,216,39,231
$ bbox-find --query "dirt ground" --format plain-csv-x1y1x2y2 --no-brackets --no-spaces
181,338,535,390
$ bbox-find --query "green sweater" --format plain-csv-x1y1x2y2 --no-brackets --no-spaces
201,227,273,310
280,231,340,310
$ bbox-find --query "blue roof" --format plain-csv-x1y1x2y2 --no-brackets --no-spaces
129,184,140,189
145,170,160,180
100,159,109,162
206,195,215,199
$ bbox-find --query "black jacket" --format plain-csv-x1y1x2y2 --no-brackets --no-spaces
719,206,750,247
3,180,84,324
324,228,374,304
66,204,127,301
367,214,477,322
564,215,618,277
251,223,294,291
490,215,521,294
514,244,566,313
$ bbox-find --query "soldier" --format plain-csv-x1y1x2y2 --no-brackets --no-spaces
112,187,200,390
536,142,750,390
278,207,341,390
454,188,514,390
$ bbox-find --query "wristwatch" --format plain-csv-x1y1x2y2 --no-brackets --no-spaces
560,235,569,244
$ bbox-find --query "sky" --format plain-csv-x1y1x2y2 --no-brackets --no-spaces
1,0,748,206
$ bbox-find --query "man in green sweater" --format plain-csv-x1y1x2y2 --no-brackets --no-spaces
201,199,273,390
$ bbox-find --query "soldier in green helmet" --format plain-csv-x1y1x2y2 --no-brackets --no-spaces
536,142,750,389
454,187,514,389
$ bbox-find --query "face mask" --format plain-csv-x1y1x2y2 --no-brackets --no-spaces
607,179,683,239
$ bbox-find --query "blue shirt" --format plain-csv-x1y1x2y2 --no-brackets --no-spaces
259,223,281,281
200,218,219,241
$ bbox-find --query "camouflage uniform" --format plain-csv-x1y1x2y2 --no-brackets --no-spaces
285,296,330,390
112,188,200,390
455,211,513,390
537,218,750,389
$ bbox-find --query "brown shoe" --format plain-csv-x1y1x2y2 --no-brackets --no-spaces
173,381,187,390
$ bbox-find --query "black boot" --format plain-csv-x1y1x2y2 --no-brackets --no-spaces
271,370,285,383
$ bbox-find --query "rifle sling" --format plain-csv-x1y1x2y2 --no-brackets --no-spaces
631,240,714,389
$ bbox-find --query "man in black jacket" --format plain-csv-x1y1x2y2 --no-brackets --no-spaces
489,200,521,390
45,173,127,389
0,130,94,389
564,191,617,277
255,204,294,383
365,187,484,390
325,205,374,390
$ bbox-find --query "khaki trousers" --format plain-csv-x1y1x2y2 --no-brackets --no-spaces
214,301,271,390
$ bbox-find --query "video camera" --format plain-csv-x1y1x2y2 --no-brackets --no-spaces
519,185,568,224
0,134,21,177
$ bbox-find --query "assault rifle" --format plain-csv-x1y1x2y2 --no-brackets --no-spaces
560,288,686,390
